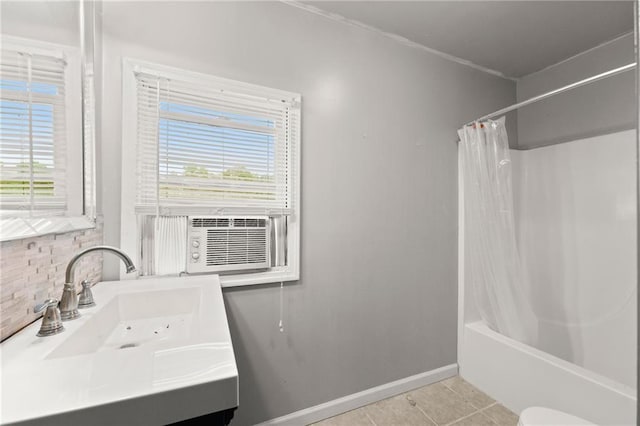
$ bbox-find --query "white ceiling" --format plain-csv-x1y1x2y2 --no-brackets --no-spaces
303,1,634,79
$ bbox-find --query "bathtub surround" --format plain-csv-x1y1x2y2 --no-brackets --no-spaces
99,2,516,424
459,130,637,425
512,130,637,389
0,220,103,341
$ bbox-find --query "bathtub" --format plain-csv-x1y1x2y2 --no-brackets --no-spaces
457,131,637,426
458,321,636,425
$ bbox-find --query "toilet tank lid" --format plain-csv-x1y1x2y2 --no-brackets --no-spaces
519,407,596,426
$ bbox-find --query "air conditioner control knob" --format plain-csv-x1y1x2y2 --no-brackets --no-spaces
192,240,200,248
191,252,200,260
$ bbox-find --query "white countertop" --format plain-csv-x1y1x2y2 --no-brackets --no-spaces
0,275,238,426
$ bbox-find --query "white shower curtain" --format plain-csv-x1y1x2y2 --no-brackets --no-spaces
458,117,538,345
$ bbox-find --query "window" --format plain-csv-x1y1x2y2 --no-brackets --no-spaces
0,38,82,218
121,59,300,286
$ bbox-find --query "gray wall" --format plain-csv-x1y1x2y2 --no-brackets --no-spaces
99,2,515,424
0,1,79,47
517,33,635,149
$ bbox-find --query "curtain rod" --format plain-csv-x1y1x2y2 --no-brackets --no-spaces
464,62,637,127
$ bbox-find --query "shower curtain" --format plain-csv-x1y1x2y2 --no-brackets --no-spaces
458,117,538,345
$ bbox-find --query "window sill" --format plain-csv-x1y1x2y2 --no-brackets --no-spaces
0,216,96,242
130,267,298,288
219,266,298,288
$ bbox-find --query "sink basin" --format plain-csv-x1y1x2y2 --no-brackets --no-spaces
48,287,200,358
0,275,238,425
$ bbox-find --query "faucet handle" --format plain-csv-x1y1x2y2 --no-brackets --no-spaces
34,299,64,337
78,280,96,309
35,298,59,314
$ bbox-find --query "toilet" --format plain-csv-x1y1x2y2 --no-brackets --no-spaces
518,407,596,426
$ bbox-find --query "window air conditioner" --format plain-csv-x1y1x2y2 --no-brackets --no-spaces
186,216,270,274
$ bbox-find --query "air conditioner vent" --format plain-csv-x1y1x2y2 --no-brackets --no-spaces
233,218,266,228
191,218,230,228
206,228,267,266
187,216,270,273
190,217,267,228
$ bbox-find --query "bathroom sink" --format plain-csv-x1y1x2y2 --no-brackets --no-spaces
0,275,238,425
47,287,200,358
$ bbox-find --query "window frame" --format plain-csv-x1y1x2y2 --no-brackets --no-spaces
121,58,300,287
0,36,88,241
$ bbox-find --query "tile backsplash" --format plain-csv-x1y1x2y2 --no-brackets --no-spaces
0,221,103,341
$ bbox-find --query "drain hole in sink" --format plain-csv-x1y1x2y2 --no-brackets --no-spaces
119,343,139,349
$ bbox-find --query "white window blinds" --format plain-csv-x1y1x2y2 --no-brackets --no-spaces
134,69,300,216
0,47,67,212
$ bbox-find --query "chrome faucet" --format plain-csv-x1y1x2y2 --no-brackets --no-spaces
59,245,137,321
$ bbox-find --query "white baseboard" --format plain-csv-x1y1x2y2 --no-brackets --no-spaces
257,363,458,426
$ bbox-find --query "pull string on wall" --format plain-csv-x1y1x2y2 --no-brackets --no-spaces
279,281,284,333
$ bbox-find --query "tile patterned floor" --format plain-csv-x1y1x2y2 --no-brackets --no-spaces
311,376,519,426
